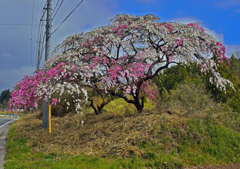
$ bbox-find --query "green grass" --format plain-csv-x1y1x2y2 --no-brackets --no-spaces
4,81,240,168
4,113,240,169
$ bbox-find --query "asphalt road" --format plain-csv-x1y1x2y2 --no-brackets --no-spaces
0,119,14,127
0,118,19,169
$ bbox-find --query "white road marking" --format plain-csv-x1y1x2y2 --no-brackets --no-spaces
0,119,16,128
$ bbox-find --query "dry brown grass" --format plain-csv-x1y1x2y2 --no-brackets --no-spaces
11,98,225,161
11,105,169,156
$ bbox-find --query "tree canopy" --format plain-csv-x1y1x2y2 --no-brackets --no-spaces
8,14,235,114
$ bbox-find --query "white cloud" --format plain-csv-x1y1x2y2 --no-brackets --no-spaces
169,17,210,33
168,17,239,59
204,28,224,43
214,0,240,9
224,44,240,57
169,17,224,43
169,17,204,25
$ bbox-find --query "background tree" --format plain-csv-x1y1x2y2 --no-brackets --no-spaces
0,89,11,109
228,53,240,79
153,53,240,113
152,63,192,95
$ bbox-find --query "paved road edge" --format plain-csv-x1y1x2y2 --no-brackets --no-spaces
0,119,19,169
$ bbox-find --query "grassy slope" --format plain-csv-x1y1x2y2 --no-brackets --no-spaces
4,97,240,169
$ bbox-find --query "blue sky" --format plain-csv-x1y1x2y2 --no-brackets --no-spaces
0,0,239,93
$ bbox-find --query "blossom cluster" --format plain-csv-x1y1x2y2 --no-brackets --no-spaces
8,54,94,114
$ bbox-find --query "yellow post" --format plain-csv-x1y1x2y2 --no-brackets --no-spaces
49,105,51,134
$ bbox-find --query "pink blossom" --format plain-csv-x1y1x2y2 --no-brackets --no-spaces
52,98,58,105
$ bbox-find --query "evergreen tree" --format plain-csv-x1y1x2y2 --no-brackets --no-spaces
152,56,240,113
0,89,11,108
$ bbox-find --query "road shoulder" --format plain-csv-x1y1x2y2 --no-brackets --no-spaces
0,119,18,169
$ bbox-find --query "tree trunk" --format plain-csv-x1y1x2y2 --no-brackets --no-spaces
97,104,105,115
89,100,107,115
133,95,144,113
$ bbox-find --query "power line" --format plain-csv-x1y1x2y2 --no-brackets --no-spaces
38,0,60,64
0,23,42,26
50,0,84,36
52,0,60,16
36,24,43,69
38,0,65,65
36,20,45,70
51,0,64,23
38,25,46,68
37,0,54,69
38,0,59,67
36,0,85,68
36,0,47,70
39,0,48,21
30,0,36,72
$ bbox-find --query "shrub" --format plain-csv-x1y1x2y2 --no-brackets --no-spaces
163,81,214,116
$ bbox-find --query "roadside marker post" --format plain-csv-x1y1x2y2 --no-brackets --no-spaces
49,105,51,134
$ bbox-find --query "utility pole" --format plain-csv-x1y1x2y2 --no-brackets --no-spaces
42,0,52,129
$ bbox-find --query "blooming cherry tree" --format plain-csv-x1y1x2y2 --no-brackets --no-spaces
8,13,235,114
51,14,235,113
